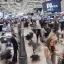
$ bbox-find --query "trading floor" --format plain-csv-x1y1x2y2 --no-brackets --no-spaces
4,24,64,64
0,19,64,64
0,21,64,64
24,27,64,64
0,23,19,64
0,0,64,64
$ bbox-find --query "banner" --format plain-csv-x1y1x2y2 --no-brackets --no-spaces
42,1,61,12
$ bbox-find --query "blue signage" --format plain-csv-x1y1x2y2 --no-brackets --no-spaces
42,1,61,12
47,16,50,19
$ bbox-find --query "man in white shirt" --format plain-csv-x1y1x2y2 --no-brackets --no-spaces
32,29,37,53
36,20,41,42
36,20,41,29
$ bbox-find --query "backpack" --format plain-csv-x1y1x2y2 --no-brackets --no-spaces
30,54,40,61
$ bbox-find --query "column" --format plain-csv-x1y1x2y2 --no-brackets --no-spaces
18,21,27,64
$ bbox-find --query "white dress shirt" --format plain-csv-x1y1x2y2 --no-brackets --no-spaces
32,33,37,43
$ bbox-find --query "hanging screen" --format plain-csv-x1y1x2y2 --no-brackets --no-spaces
42,1,61,12
0,10,3,18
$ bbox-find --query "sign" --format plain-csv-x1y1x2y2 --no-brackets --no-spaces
0,10,4,18
42,1,61,12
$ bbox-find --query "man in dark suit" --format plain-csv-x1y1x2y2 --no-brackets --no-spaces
10,36,18,64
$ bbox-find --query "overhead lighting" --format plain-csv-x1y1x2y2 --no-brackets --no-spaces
17,12,24,15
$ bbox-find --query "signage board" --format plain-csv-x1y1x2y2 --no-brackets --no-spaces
42,1,61,12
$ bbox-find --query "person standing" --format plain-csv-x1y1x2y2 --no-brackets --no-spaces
40,27,47,43
10,36,18,64
32,29,37,53
36,20,41,42
53,19,59,40
44,34,61,64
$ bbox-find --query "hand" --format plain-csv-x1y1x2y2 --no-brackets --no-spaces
60,53,63,59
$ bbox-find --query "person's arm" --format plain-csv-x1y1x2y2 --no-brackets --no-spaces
0,43,2,54
44,48,53,59
44,29,47,33
55,49,63,59
60,53,63,59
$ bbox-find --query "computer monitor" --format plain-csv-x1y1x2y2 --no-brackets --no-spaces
0,10,3,18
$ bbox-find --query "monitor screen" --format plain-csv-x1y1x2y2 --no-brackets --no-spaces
0,10,3,18
59,19,64,22
47,16,50,19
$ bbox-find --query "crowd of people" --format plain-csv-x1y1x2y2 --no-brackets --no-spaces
0,17,64,64
24,18,64,64
0,18,18,64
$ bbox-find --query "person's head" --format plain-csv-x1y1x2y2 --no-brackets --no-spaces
46,34,57,47
1,18,3,21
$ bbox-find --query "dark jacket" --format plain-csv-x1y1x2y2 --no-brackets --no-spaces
11,37,18,50
53,22,59,31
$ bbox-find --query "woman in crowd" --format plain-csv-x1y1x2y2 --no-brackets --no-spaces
44,34,61,64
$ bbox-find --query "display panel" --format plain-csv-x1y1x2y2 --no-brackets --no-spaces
42,1,61,12
47,16,50,19
0,10,3,18
59,19,64,22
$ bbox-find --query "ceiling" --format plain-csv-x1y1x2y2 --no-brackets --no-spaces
0,0,22,15
0,0,51,15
